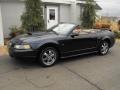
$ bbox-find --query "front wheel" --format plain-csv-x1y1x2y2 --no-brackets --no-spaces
99,41,109,55
39,47,58,67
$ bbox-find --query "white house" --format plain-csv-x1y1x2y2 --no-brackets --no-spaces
0,0,101,46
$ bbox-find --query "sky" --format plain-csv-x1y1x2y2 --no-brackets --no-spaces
96,0,120,17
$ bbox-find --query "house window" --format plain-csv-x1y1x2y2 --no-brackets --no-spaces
49,9,55,20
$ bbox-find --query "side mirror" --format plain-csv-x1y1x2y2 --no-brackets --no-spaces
71,33,79,38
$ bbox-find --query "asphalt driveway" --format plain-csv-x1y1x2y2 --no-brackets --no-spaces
0,42,120,90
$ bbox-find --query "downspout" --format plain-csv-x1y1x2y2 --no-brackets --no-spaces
0,3,4,46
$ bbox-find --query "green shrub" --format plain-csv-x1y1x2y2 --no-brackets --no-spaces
21,0,45,32
81,0,96,29
114,31,120,39
9,26,25,38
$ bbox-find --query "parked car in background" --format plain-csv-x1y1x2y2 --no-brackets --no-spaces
8,23,115,67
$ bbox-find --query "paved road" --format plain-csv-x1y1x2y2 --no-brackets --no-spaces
0,42,120,90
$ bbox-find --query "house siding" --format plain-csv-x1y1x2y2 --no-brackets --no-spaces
0,2,73,38
0,0,101,39
76,4,82,24
1,2,25,38
60,4,71,23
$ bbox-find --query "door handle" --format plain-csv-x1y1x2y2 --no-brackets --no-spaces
48,20,49,23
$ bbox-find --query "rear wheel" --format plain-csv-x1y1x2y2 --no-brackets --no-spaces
39,47,58,67
99,41,109,55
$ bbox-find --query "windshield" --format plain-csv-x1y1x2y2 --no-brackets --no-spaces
52,24,75,35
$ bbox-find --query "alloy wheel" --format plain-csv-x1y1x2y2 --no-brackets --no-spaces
40,47,58,67
100,41,109,55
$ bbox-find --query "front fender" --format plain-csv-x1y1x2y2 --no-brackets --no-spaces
97,35,110,47
102,36,111,41
98,36,113,47
30,40,59,50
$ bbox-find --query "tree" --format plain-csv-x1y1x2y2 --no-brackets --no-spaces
21,0,45,32
118,20,120,31
81,0,96,28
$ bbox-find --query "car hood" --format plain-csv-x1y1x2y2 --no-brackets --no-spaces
11,32,59,44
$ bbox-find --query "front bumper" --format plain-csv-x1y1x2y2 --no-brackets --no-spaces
8,47,38,58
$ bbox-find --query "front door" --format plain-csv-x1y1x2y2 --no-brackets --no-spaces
62,34,98,57
47,6,58,29
61,29,98,57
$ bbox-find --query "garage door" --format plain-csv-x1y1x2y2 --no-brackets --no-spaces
1,2,25,38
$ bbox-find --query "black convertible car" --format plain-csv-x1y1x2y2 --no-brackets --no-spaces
8,23,115,67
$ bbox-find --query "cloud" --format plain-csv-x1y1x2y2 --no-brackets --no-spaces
97,0,120,16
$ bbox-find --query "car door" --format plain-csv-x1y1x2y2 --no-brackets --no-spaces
61,31,98,57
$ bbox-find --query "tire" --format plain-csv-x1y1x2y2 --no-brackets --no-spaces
99,41,109,55
39,47,58,67
9,54,14,58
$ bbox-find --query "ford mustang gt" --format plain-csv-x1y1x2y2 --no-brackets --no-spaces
8,23,115,67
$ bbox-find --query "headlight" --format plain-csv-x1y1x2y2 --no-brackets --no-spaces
14,44,31,50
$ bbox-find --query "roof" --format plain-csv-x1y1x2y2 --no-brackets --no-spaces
0,0,102,9
0,0,72,4
42,0,72,4
76,0,102,10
